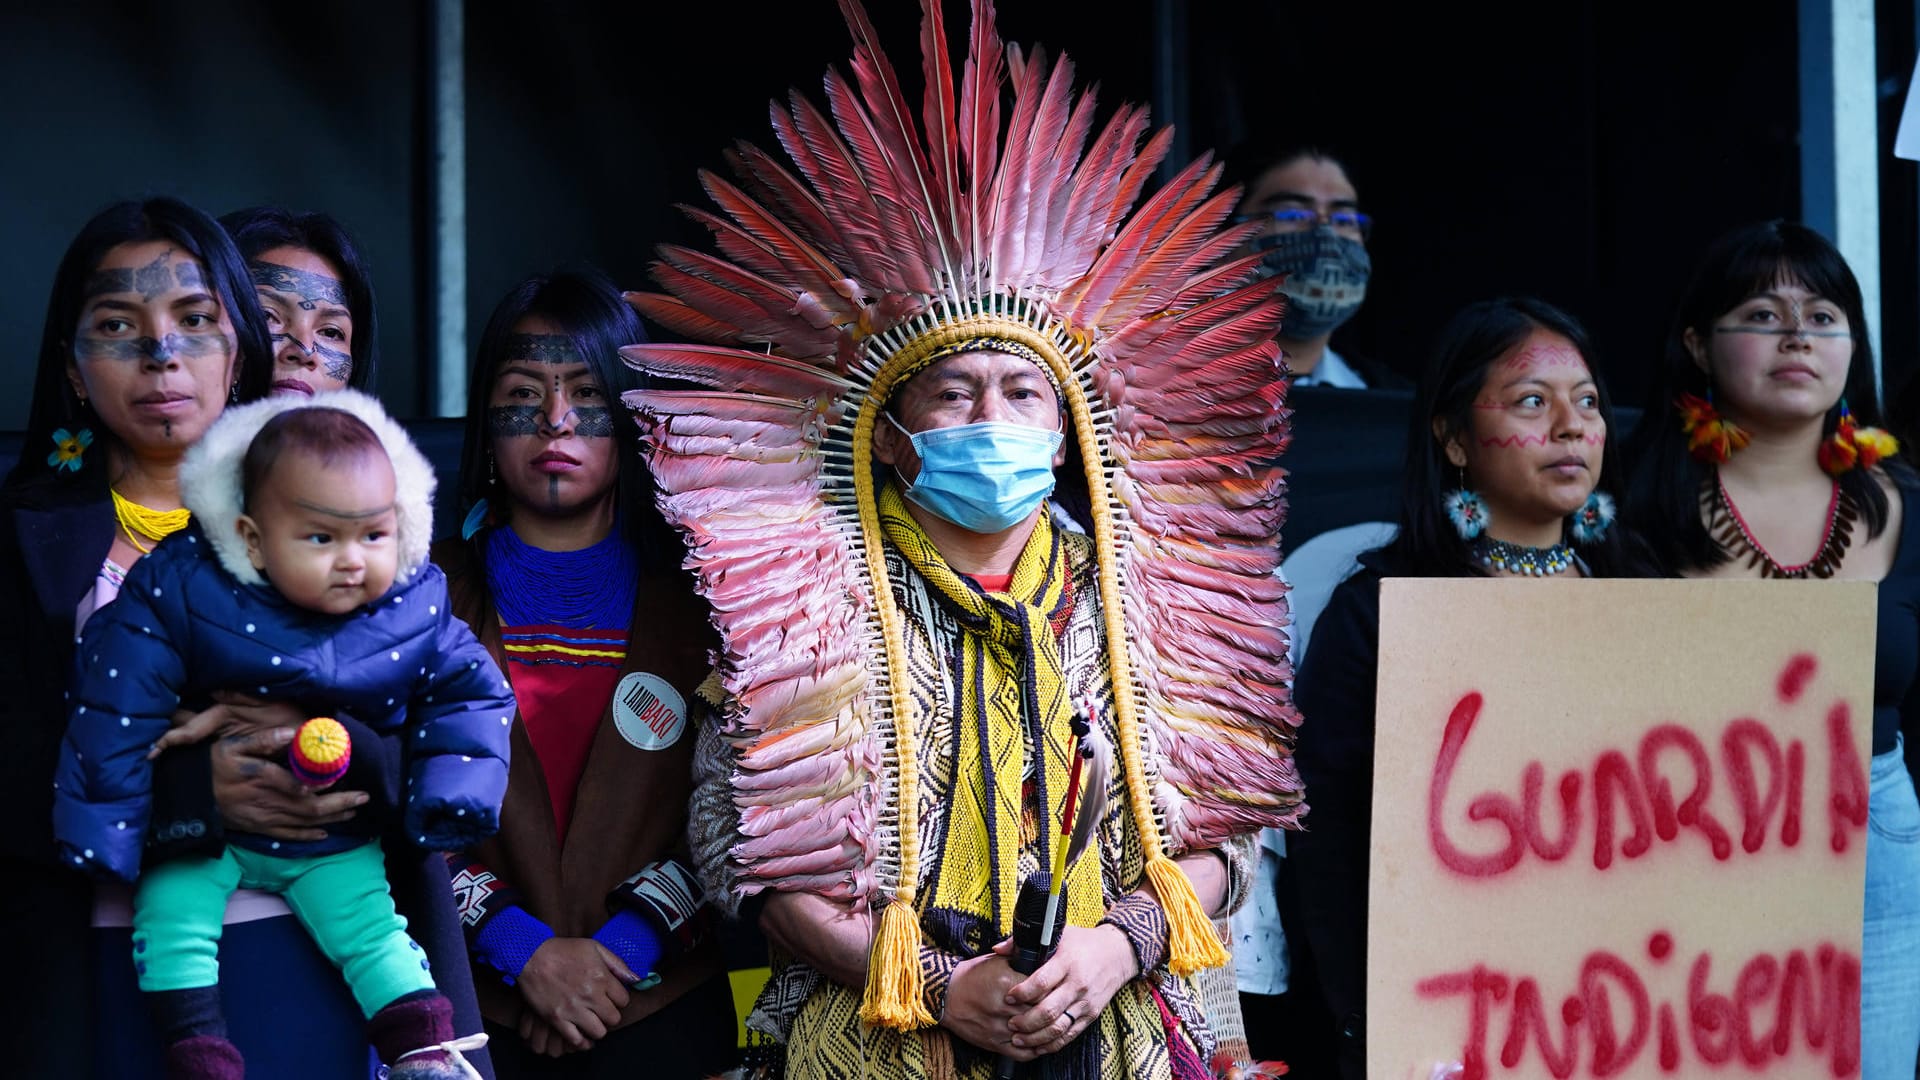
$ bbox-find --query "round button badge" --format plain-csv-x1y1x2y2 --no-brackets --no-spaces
613,672,687,750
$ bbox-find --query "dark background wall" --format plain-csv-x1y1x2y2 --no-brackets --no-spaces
1188,1,1813,406
2,0,1915,428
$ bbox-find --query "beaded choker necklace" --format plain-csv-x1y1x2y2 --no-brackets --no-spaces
482,522,639,629
1471,536,1578,576
1711,476,1856,579
110,489,191,554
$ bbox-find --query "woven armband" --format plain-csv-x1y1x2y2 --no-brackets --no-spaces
607,858,707,957
1099,891,1170,975
448,855,524,936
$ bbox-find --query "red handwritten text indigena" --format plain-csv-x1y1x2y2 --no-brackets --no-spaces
1416,934,1861,1078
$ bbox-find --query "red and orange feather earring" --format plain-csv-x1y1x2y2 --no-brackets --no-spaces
1819,400,1901,475
1676,389,1751,464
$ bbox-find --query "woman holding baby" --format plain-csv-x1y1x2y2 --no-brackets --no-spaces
0,196,489,1078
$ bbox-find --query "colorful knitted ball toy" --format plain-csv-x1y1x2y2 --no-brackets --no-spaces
289,716,351,788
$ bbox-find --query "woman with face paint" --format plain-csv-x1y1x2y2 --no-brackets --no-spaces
434,268,736,1077
1,198,491,1080
221,206,380,397
1285,298,1641,1078
1625,221,1920,1079
0,198,259,1071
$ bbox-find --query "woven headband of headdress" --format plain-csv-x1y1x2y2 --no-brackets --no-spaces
621,0,1305,1029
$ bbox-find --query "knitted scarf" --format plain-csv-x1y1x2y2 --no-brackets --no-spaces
876,484,1106,941
778,486,1194,1079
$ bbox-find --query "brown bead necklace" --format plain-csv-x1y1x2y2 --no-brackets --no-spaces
1708,475,1857,579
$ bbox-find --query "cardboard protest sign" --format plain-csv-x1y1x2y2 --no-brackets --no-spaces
1368,579,1874,1080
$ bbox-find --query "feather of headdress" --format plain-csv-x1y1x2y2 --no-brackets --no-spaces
697,171,860,306
648,260,829,354
957,0,1004,289
1065,725,1111,869
725,141,854,264
781,91,903,286
984,44,1048,285
917,0,961,247
839,0,954,267
620,344,852,399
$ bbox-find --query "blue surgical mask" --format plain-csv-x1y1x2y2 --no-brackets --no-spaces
888,413,1064,534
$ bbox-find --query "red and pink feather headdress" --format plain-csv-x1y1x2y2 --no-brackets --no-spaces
620,0,1305,1027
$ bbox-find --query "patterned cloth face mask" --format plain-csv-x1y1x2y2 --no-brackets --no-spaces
1256,224,1371,339
888,413,1064,534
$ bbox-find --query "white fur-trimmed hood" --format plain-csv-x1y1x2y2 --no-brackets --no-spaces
179,389,437,586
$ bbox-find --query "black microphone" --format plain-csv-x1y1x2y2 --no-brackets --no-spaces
995,870,1064,1080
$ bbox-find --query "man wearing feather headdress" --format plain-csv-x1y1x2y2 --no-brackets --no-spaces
618,2,1307,1076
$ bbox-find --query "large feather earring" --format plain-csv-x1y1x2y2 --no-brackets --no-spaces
1444,469,1488,541
1569,491,1614,545
1819,399,1901,475
1677,389,1749,465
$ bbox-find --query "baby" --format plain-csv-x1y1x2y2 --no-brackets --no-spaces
55,391,513,1080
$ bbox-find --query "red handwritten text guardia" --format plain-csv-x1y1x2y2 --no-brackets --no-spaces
1428,658,1868,879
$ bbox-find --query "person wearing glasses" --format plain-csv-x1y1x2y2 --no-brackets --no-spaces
1228,144,1399,1073
1239,145,1395,389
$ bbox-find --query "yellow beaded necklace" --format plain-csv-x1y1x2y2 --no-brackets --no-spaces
111,489,191,554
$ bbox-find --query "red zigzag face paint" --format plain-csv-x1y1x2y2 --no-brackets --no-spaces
1452,329,1605,539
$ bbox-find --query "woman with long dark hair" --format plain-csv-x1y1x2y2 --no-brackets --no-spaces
1285,297,1636,1078
434,267,736,1077
1623,220,1920,1079
2,196,490,1079
1,195,280,1075
221,205,379,396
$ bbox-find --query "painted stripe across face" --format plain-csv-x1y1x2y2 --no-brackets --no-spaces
250,261,347,311
1499,342,1586,370
1715,326,1852,339
1715,298,1852,338
486,403,614,438
75,331,231,364
1477,432,1605,447
502,333,585,364
571,408,613,436
271,331,352,382
84,248,206,301
487,406,542,437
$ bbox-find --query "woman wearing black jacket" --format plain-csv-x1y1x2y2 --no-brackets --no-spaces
1284,297,1642,1078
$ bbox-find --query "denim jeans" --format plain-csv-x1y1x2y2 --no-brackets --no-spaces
1863,737,1920,1080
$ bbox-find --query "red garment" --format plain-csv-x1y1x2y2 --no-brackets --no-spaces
497,625,626,840
968,571,1013,592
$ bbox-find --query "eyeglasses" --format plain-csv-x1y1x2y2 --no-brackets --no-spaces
1245,206,1372,240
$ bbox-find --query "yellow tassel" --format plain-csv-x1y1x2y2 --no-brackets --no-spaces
1145,856,1229,978
859,899,935,1030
